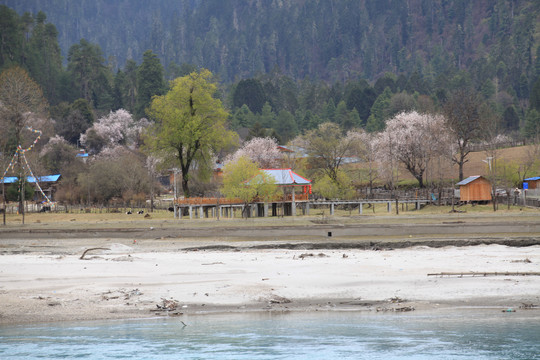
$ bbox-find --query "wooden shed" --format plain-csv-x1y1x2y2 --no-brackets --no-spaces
523,177,540,190
456,175,492,202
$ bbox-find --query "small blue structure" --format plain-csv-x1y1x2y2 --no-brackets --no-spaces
523,176,540,190
1,174,61,184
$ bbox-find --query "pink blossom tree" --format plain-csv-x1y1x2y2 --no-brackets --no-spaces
374,111,451,188
79,109,149,154
225,137,282,169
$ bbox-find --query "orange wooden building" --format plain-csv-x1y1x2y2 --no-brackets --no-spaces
456,175,492,202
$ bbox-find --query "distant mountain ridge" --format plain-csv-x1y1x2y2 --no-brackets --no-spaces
2,0,540,87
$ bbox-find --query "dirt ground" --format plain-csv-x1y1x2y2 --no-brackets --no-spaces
1,209,540,325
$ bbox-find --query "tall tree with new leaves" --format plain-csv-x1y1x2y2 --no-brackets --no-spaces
300,122,356,183
146,69,237,197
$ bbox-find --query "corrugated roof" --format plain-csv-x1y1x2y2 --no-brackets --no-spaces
262,169,311,185
246,169,311,186
456,175,482,186
524,177,540,181
1,174,61,184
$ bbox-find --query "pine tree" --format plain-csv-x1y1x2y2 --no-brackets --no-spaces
136,50,165,118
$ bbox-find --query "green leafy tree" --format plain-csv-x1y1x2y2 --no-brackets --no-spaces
301,122,355,183
136,50,165,118
221,156,277,217
146,69,237,197
313,170,354,200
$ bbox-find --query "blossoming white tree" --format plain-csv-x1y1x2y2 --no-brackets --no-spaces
79,109,149,154
374,111,451,188
225,137,282,169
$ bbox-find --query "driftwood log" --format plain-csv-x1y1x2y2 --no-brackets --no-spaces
80,247,110,260
427,272,540,277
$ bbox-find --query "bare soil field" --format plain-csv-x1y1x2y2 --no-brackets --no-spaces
1,207,540,325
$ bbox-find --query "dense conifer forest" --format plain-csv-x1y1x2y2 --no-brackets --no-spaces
1,0,540,204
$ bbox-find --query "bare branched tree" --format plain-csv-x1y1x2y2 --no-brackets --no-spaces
301,122,356,182
442,88,484,181
0,67,46,223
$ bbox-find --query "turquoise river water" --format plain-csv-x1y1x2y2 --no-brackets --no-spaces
1,310,539,359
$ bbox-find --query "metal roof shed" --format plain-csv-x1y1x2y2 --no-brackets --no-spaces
456,175,491,202
523,177,540,189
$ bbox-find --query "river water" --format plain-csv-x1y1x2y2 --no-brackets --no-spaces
1,310,539,359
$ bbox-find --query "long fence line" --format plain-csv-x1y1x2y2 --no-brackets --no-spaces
1,192,539,218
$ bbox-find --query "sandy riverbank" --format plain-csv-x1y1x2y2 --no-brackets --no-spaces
1,233,539,324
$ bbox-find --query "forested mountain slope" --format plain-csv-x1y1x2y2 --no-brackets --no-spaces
3,0,540,86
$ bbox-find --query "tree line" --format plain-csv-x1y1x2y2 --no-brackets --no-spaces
2,4,540,212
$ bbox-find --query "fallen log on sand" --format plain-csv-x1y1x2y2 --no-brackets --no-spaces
427,272,540,277
80,247,110,260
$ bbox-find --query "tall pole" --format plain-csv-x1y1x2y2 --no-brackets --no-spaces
18,151,25,225
2,180,5,226
173,169,178,219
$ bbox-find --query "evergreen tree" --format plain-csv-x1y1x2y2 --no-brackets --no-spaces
230,104,255,130
502,105,520,132
334,101,349,128
67,39,110,107
530,78,540,112
136,50,165,118
523,109,540,138
54,98,95,145
323,99,336,123
0,5,23,69
259,102,275,129
274,109,297,143
26,14,63,104
232,78,266,114
366,87,392,132
122,59,138,114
